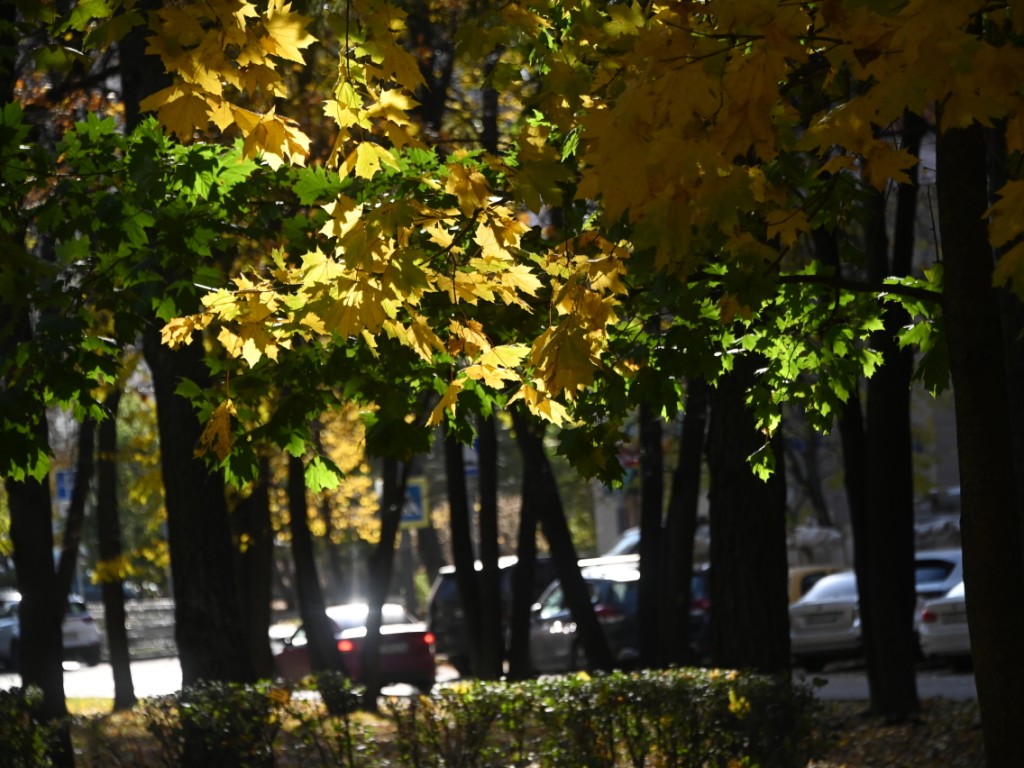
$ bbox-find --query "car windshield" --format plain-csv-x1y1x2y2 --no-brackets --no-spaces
327,604,412,632
801,573,857,601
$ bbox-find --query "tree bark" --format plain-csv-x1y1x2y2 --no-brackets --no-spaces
57,418,95,601
288,454,346,686
234,456,275,680
360,456,408,708
476,414,503,678
512,407,613,670
142,327,254,685
1,301,73,766
662,377,708,667
706,355,790,673
937,117,1024,767
637,401,663,668
443,426,481,675
95,390,137,712
507,450,540,679
857,131,922,716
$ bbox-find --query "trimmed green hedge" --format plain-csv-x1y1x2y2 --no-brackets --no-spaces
9,667,822,768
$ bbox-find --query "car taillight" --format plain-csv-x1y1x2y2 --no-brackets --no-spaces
691,598,710,611
423,632,436,646
921,609,937,624
338,639,356,653
593,604,623,621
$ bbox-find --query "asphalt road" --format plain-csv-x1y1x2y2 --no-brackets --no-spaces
0,656,976,702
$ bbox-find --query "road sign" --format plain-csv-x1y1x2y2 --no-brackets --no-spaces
56,469,76,503
400,477,429,529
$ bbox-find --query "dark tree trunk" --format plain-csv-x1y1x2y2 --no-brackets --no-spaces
476,414,503,678
360,456,408,708
287,454,346,683
95,390,137,711
6,470,73,768
507,451,540,679
443,426,481,675
856,117,924,718
937,117,1024,767
706,356,790,673
512,407,613,670
56,418,94,600
234,456,275,680
142,327,254,685
637,401,663,668
1,303,73,766
662,377,708,667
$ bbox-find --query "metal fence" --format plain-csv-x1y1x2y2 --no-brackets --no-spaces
87,599,178,660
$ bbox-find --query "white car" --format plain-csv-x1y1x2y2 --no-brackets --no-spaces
919,581,971,661
0,590,103,670
790,548,965,671
789,571,861,672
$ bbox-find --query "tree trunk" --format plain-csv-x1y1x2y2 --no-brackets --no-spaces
476,414,503,678
95,390,137,711
507,451,541,679
142,327,254,685
288,454,346,685
637,401,663,668
1,301,73,766
512,407,613,670
662,377,708,667
937,117,1024,767
443,426,481,675
360,456,408,708
57,418,95,600
706,355,790,673
234,456,275,680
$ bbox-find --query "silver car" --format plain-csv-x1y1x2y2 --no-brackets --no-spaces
0,590,103,670
919,581,971,662
790,548,966,671
789,571,861,671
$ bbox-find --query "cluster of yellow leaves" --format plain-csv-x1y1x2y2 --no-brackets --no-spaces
147,0,1024,438
141,0,314,167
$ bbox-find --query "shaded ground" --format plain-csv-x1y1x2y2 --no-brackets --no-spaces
810,698,985,768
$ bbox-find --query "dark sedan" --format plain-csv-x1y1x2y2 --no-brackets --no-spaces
273,602,436,691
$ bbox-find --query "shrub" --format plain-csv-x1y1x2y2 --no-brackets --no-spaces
141,680,283,768
0,686,55,768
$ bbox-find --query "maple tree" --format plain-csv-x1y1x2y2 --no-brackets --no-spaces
5,0,1024,763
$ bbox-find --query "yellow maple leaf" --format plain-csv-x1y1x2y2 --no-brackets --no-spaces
445,159,490,215
765,208,810,248
161,315,208,348
343,141,398,179
196,398,237,461
986,179,1024,249
427,380,465,426
261,0,315,63
139,84,210,141
507,383,573,427
462,362,520,389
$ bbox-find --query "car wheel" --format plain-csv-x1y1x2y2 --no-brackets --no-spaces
81,645,102,666
9,641,19,673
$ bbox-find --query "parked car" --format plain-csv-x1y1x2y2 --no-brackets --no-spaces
529,561,641,673
273,602,436,691
0,590,103,670
919,581,971,662
787,564,843,604
790,548,966,671
427,555,558,674
789,570,861,671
